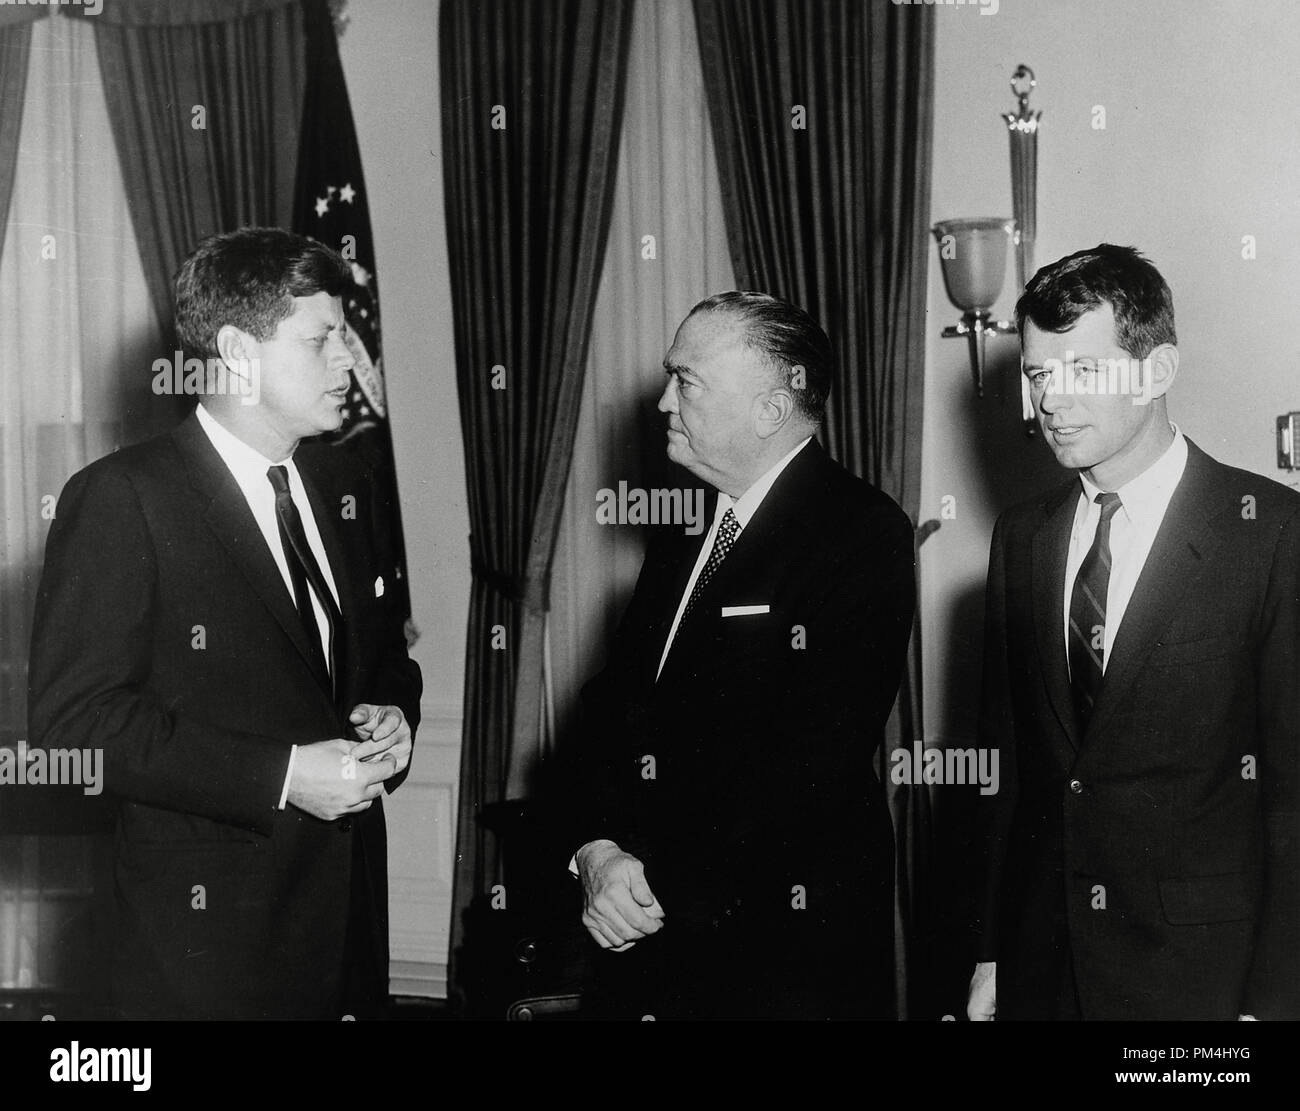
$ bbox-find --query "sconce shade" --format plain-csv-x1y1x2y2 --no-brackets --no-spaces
932,218,1015,314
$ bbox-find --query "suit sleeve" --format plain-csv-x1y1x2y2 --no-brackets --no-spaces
27,464,291,836
569,540,667,858
969,513,1018,964
370,600,422,797
1244,506,1300,1019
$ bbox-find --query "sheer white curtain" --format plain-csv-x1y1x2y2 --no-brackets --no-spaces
544,0,735,764
0,14,161,995
0,14,163,741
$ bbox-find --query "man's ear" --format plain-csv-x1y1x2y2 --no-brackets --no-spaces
215,324,256,385
755,388,795,440
1143,343,1178,401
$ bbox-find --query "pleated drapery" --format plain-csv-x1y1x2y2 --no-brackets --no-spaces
439,0,634,1003
91,0,307,331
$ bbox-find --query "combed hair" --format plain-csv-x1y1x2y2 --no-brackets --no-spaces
174,227,351,360
688,290,833,422
1016,244,1176,358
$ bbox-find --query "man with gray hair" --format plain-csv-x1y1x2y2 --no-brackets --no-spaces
573,291,915,1019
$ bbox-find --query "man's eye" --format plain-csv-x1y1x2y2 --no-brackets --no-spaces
1075,361,1097,376
1029,371,1050,387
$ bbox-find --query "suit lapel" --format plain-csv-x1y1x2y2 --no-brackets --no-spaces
172,414,338,717
1032,481,1083,751
1086,441,1229,740
637,517,711,687
656,443,814,686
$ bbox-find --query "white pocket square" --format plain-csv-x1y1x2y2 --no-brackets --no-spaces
721,604,770,617
374,576,385,598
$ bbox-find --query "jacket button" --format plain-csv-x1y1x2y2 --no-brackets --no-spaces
339,818,352,832
1068,779,1083,795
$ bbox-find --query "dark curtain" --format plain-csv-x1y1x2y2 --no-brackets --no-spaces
90,0,307,333
694,0,935,1017
0,7,40,263
440,0,633,1007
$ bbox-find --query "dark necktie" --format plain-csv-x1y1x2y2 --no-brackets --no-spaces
669,507,741,652
1069,491,1122,730
267,465,343,697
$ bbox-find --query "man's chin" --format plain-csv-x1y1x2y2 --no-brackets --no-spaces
317,405,347,433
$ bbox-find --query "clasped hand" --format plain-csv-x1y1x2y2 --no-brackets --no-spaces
578,839,665,951
286,704,411,821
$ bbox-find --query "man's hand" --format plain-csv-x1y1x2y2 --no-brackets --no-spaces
348,704,412,778
287,737,393,821
967,961,996,1021
577,839,665,952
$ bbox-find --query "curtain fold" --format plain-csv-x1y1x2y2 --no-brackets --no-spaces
0,12,163,1005
693,0,935,1017
439,0,634,1006
92,0,306,332
0,17,35,259
550,0,735,771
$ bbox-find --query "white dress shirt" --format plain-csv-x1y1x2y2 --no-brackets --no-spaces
1063,425,1188,674
656,436,812,679
195,403,343,807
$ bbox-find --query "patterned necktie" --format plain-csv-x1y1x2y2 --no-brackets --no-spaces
1069,491,1122,730
671,507,741,649
267,465,343,696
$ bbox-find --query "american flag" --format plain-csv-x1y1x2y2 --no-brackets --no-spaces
292,0,411,623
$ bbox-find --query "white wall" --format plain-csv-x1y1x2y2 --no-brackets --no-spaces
921,0,1300,746
340,0,466,995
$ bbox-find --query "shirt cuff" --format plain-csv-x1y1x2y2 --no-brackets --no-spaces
277,745,297,810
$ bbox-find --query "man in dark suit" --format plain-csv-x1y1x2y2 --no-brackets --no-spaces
27,227,422,1020
967,245,1300,1021
572,291,915,1019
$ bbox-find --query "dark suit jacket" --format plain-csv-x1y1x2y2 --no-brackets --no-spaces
973,438,1300,1020
27,411,422,1020
577,439,915,1019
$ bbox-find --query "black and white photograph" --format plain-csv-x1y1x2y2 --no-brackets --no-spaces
0,0,1295,1092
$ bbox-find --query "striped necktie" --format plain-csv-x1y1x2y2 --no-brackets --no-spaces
1068,491,1122,730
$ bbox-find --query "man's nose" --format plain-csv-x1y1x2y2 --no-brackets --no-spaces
328,329,356,371
657,378,676,413
1038,381,1069,414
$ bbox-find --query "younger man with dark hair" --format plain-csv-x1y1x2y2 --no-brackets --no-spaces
28,227,422,1019
968,244,1299,1020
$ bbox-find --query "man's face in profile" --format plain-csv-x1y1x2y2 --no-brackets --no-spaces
246,291,354,448
1022,302,1161,482
658,310,765,490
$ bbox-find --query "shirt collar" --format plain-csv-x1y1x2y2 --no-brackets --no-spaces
716,436,813,529
195,402,294,489
1078,423,1188,525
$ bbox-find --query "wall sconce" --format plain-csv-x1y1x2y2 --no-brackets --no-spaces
932,217,1016,397
1005,64,1041,424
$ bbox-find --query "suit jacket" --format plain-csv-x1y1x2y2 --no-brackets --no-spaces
27,411,422,1020
973,438,1300,1020
577,439,915,1019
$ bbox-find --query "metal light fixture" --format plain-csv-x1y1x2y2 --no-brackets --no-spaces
932,65,1043,410
1005,64,1041,424
932,217,1016,397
